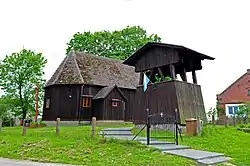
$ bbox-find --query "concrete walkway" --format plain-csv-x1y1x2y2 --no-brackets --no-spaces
0,158,73,166
100,127,232,165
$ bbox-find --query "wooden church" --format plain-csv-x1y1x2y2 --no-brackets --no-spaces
42,42,214,125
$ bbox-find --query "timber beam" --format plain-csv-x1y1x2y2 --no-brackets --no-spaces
170,64,176,80
157,67,165,81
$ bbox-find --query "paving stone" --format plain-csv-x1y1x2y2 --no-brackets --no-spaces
105,135,157,141
197,156,232,165
163,149,224,160
101,127,133,131
149,144,190,151
139,140,171,145
99,130,133,135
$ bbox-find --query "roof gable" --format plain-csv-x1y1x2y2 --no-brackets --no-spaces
218,69,250,96
93,84,127,101
46,51,139,89
46,52,83,86
123,42,215,66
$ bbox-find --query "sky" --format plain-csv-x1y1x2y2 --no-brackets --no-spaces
0,0,249,111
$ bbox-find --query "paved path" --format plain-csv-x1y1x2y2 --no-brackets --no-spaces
100,127,232,165
0,158,73,166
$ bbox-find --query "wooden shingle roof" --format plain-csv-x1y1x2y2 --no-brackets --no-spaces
45,51,139,89
93,84,127,101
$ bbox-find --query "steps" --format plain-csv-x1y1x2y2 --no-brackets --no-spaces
100,128,232,165
198,156,232,165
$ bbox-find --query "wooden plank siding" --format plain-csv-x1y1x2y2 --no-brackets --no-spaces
102,88,125,120
43,84,136,122
175,81,207,124
133,80,207,124
134,47,180,72
133,81,179,124
42,85,81,121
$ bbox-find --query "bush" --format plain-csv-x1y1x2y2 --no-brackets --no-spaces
29,121,47,128
2,117,15,127
238,124,250,129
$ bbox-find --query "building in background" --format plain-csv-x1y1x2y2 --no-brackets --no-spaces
216,69,250,117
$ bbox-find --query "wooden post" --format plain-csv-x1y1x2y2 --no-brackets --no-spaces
22,119,27,136
35,83,39,123
92,117,96,138
56,118,60,136
0,119,2,132
170,64,176,80
192,70,197,84
139,73,143,85
157,67,165,81
196,117,201,135
233,113,236,126
224,116,228,127
180,68,187,82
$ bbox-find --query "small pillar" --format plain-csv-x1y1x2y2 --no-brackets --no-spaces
192,70,197,84
170,64,176,80
56,118,60,136
0,119,2,132
92,117,96,138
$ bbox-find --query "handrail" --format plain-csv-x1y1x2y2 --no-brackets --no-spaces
132,124,147,141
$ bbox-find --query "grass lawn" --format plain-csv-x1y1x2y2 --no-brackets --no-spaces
133,125,250,165
0,124,195,166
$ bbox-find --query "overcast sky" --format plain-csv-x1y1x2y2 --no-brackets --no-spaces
0,0,249,111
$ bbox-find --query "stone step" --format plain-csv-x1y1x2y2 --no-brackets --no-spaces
99,130,133,135
163,149,224,160
104,135,157,141
139,140,172,145
149,144,190,151
101,127,133,131
197,156,232,165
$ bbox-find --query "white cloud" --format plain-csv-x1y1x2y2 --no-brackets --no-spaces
0,0,249,111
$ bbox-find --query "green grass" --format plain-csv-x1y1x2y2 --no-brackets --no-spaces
133,125,250,165
0,125,195,166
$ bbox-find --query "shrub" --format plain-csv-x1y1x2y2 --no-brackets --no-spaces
29,121,47,128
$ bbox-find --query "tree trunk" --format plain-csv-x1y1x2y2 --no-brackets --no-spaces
19,83,27,120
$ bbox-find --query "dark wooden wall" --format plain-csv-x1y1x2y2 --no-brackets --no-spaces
134,47,180,72
82,85,136,121
43,84,136,122
134,81,179,124
133,80,207,124
80,85,102,121
102,88,125,120
42,84,81,121
175,81,207,124
119,88,136,121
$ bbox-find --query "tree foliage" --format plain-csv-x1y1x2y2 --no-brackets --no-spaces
66,26,161,60
0,49,47,120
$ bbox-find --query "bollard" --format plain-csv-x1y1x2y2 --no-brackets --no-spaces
56,118,60,136
22,119,27,136
196,117,201,135
92,117,96,138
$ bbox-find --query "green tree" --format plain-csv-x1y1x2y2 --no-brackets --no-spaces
239,102,250,123
0,97,7,120
66,26,161,60
0,49,47,120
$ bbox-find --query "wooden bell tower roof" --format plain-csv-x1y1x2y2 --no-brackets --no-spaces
123,42,215,73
